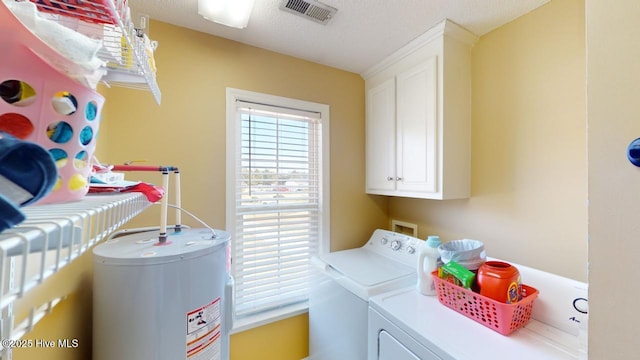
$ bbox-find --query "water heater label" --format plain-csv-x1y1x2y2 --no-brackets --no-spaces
186,297,222,360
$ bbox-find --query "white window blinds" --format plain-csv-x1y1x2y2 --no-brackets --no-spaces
231,99,323,320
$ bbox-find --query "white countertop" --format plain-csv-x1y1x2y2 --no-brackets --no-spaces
370,286,587,360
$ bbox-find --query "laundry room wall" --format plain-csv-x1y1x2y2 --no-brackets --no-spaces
100,19,388,359
97,22,388,359
13,1,588,359
98,21,387,253
387,0,587,282
14,16,386,360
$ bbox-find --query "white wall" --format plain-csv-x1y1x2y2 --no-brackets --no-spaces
587,0,640,358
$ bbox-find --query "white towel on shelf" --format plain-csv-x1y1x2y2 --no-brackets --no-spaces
5,0,107,88
4,0,37,28
34,13,105,70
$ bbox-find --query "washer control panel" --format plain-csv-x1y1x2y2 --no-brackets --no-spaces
367,229,423,266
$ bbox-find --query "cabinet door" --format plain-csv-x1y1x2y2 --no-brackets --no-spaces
395,56,438,194
366,78,396,193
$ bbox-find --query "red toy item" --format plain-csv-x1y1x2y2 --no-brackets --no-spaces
0,112,35,139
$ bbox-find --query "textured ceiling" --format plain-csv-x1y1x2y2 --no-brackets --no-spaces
130,0,551,74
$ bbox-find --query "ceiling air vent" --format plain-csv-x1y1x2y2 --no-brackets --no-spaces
279,0,338,25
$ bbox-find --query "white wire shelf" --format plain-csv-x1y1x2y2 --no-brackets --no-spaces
0,193,150,358
0,0,161,104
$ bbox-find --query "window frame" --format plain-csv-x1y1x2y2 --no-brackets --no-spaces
225,87,330,331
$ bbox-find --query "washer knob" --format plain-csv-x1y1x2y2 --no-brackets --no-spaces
380,237,388,245
573,297,589,314
406,246,415,254
391,240,401,251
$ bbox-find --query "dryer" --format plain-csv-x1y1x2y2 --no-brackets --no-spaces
368,260,588,360
308,229,422,360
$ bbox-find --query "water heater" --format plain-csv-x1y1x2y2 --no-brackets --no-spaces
93,227,232,360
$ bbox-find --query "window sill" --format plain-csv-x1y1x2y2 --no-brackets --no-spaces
231,301,308,334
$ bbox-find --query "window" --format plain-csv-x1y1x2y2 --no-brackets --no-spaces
226,88,330,329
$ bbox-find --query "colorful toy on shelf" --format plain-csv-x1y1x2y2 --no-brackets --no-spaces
0,111,35,139
52,91,78,115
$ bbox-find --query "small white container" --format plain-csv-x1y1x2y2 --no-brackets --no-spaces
417,235,441,295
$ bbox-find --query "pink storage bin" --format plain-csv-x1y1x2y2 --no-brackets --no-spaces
0,44,104,204
431,270,539,336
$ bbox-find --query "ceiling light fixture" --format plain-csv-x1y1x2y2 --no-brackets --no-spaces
198,0,255,29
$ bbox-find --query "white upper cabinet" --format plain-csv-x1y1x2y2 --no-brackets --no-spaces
395,56,438,194
363,19,477,200
366,78,396,192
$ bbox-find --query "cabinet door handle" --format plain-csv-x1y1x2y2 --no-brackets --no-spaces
396,177,403,181
386,177,394,181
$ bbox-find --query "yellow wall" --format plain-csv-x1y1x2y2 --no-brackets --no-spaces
13,251,94,360
387,0,587,282
230,313,308,359
100,20,387,251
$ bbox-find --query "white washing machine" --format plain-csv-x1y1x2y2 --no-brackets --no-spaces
368,259,589,360
308,229,422,360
